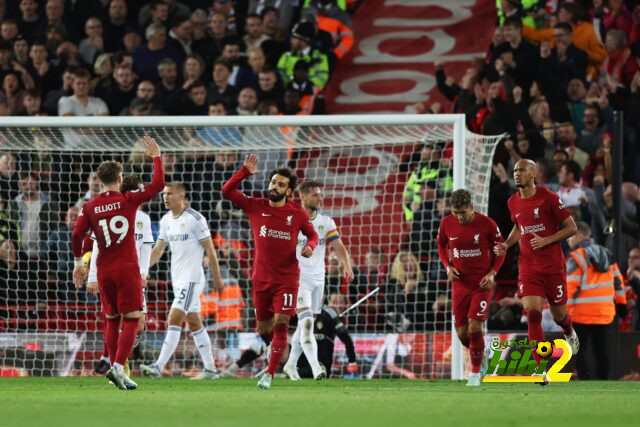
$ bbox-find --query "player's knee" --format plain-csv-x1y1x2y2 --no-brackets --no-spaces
467,321,482,334
527,309,542,324
256,323,270,337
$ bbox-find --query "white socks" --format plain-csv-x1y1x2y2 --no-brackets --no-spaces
286,327,303,368
155,325,181,370
298,311,322,376
192,327,217,372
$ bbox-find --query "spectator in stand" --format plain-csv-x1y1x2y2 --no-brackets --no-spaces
232,87,258,115
58,68,109,116
206,58,237,110
19,88,46,116
1,19,19,45
78,17,104,67
141,0,170,28
182,53,206,89
243,13,270,51
0,71,29,115
626,247,640,331
601,29,640,90
250,0,293,36
386,249,425,331
17,0,44,43
236,46,265,90
6,173,56,259
496,17,539,92
13,36,29,67
102,0,130,52
133,23,181,82
42,66,73,115
282,87,301,115
278,21,329,89
0,152,19,202
579,103,611,157
557,160,599,228
181,80,208,115
46,205,79,280
601,0,633,39
190,8,219,69
102,63,137,116
138,0,191,29
256,65,283,105
90,53,113,97
156,57,179,108
351,247,387,331
219,36,244,86
167,15,193,64
75,171,100,208
554,122,590,169
44,0,78,43
122,27,143,55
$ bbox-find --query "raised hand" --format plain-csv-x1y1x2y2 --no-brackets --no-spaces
244,153,259,174
141,135,161,158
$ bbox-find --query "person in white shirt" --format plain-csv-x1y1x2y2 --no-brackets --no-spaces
141,182,224,380
282,180,354,380
87,175,154,374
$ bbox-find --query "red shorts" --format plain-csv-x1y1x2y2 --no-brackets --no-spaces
452,284,491,328
517,271,567,306
98,266,143,315
252,281,298,322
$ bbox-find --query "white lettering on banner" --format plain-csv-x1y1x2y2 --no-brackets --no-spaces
335,70,434,104
375,0,475,27
355,30,482,64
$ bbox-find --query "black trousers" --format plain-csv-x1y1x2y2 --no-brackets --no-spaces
573,322,611,380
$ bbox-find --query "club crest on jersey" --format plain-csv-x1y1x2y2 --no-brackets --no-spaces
318,225,324,233
474,234,480,245
136,221,143,230
286,215,292,226
533,207,540,219
180,223,186,232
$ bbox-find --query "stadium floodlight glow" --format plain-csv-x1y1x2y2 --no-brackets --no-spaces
0,114,501,380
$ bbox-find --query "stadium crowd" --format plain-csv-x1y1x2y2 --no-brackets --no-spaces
0,0,639,350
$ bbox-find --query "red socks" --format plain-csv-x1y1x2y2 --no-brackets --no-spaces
469,331,484,374
557,313,574,335
115,317,139,366
527,309,545,362
267,322,288,376
104,317,120,364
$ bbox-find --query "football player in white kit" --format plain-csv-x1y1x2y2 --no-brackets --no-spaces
141,182,224,379
87,175,153,376
282,181,354,380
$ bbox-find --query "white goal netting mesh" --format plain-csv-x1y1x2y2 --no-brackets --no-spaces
0,119,501,378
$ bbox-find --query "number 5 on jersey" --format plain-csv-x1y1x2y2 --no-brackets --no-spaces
98,215,129,247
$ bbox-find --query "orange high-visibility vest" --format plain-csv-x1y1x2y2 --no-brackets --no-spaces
566,247,627,325
317,15,354,59
200,285,245,330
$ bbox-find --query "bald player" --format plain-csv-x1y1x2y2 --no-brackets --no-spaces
494,159,579,385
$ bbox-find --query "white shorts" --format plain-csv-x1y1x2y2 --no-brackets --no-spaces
297,277,325,314
171,281,205,313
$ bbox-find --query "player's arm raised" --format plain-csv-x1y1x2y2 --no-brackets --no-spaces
127,136,165,204
494,225,520,256
221,153,257,210
201,238,224,294
330,238,354,282
150,240,168,267
531,215,577,250
71,206,90,288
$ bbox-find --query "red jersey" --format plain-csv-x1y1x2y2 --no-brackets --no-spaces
437,212,505,289
71,157,165,272
508,186,570,275
222,166,318,286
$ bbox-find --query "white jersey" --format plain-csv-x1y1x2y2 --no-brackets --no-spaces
297,211,340,281
88,210,153,282
158,207,211,284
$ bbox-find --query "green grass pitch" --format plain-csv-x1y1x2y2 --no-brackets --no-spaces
1,378,638,427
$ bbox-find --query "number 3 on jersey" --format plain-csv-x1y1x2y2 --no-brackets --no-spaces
282,293,293,310
98,215,129,247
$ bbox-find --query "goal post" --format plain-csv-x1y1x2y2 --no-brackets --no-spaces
0,114,501,379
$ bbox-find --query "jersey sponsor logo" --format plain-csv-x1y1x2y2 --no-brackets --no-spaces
318,225,324,233
94,201,122,214
533,207,540,219
474,234,480,245
299,237,325,246
453,247,481,258
286,215,293,226
259,225,267,237
168,233,190,242
268,229,291,240
520,223,546,235
134,233,144,241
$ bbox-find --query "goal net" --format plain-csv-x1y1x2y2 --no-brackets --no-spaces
0,115,501,379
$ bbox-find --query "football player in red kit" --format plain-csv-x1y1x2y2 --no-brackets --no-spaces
437,189,505,386
222,153,318,389
71,136,164,390
494,159,579,385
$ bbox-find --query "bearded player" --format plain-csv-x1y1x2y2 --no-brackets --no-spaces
222,153,318,390
494,159,579,385
72,136,164,390
437,189,505,386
